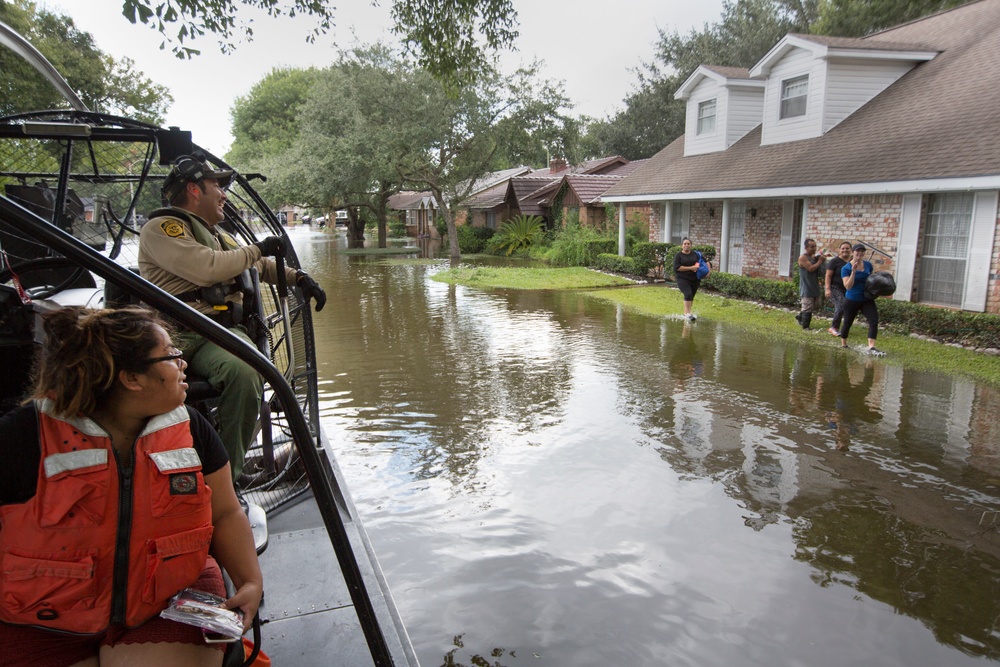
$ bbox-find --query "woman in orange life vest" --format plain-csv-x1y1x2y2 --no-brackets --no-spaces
0,306,262,667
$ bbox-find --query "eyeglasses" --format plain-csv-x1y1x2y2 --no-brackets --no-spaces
143,347,184,368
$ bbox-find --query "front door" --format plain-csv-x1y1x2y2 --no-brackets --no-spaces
728,201,747,275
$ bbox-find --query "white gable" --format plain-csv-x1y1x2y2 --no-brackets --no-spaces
751,34,936,147
676,66,764,157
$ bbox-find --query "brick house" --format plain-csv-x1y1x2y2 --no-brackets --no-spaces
387,191,439,238
463,157,650,230
603,0,1000,313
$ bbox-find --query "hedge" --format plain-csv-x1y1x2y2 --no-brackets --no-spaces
875,299,1000,349
595,253,640,275
583,239,617,265
457,225,495,254
701,271,799,307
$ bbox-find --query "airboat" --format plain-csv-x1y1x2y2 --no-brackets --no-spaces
0,20,418,666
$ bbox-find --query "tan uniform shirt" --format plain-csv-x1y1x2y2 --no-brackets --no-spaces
138,208,297,316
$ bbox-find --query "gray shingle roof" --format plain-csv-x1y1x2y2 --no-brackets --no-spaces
605,0,1000,199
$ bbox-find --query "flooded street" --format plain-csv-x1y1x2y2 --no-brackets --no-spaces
290,227,1000,667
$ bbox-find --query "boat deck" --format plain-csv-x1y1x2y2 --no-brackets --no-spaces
254,437,417,666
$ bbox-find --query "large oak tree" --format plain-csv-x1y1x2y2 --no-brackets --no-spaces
119,0,518,85
1,0,170,122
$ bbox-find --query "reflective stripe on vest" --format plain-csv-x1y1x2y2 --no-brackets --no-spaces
0,401,213,634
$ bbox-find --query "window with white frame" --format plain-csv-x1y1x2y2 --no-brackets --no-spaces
779,75,809,119
486,210,497,230
697,98,717,135
919,193,974,307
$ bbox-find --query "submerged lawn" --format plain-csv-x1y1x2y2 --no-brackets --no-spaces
432,266,633,290
585,284,1000,387
433,264,1000,386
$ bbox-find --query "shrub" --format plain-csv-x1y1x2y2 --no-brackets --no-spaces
456,225,495,254
630,242,672,278
492,215,545,256
596,253,640,275
702,272,799,307
388,218,407,237
877,300,1000,349
545,223,615,266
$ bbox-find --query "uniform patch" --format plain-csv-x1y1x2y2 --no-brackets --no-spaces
169,472,198,495
161,220,186,238
219,231,240,250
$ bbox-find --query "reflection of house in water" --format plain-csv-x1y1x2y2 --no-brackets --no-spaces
623,317,1000,654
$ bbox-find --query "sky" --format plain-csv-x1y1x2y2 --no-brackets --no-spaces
43,0,726,157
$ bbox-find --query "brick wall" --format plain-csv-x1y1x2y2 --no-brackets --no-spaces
742,201,784,278
806,195,901,274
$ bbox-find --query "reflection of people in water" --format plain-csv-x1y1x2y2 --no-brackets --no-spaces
669,320,704,381
817,355,878,450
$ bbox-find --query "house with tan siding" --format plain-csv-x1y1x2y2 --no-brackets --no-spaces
603,0,1000,313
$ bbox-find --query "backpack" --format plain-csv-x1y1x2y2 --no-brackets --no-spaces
695,251,711,280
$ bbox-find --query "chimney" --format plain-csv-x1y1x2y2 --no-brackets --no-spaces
549,156,568,174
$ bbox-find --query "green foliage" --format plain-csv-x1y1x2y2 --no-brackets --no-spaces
877,300,1000,350
630,242,672,278
388,217,408,237
0,0,170,121
702,272,800,306
456,225,495,254
227,67,321,168
595,253,640,275
812,0,975,37
433,266,632,290
121,0,335,59
390,0,518,86
491,214,545,256
543,222,616,267
435,216,447,238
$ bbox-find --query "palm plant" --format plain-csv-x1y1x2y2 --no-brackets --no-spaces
493,214,545,256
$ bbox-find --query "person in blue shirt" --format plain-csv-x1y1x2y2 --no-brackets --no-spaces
838,244,884,356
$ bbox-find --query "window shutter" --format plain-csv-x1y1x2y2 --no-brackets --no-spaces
778,200,793,277
962,190,998,312
681,202,691,238
895,193,922,302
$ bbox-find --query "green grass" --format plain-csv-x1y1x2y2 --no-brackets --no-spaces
337,246,419,256
584,285,1000,387
382,257,440,266
432,266,634,290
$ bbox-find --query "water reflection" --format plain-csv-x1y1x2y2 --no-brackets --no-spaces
290,228,1000,666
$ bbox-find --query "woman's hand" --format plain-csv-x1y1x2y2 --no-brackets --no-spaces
225,580,263,632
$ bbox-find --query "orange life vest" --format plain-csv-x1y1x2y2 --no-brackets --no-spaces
0,400,214,634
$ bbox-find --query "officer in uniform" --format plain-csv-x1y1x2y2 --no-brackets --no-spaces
138,154,326,481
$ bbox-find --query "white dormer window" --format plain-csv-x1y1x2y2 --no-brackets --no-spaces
697,98,717,135
779,75,808,119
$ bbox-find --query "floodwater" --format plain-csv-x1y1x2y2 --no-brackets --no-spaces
290,227,1000,667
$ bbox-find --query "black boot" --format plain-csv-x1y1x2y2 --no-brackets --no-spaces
801,312,812,329
795,312,803,325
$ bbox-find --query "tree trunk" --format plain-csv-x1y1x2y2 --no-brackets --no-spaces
431,184,460,263
347,207,365,248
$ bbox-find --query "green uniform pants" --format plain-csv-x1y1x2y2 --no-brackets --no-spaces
177,326,262,482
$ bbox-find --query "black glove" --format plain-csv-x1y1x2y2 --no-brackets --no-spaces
297,271,326,312
254,236,285,257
